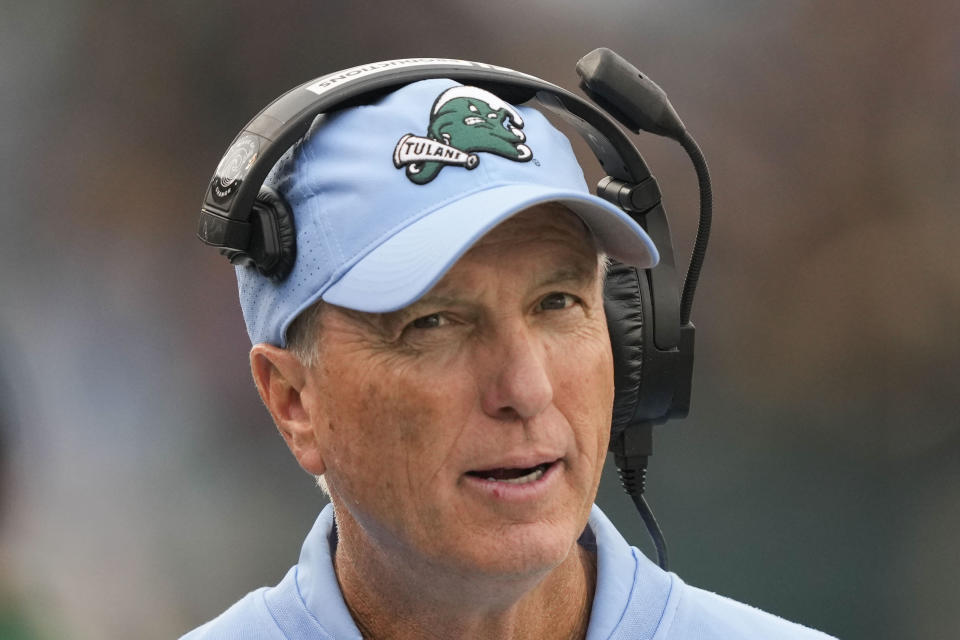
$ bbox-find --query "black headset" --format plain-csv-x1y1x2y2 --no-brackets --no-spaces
198,48,712,570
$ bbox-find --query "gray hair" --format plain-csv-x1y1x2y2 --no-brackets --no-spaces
285,299,327,369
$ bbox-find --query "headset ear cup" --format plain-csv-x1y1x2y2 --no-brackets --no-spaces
253,186,297,281
604,260,645,440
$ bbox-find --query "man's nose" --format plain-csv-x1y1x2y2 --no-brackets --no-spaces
478,323,553,421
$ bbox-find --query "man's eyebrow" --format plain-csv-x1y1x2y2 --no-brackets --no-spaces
416,264,598,307
536,262,601,289
393,294,470,319
404,293,468,309
371,294,470,333
364,261,601,332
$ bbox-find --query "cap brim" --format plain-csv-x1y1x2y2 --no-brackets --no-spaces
321,183,659,313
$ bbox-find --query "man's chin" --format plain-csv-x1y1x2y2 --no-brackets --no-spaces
441,515,584,581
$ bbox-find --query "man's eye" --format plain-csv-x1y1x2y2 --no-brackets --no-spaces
539,292,577,311
409,313,447,330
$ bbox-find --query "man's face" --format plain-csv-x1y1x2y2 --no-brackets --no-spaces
306,203,613,578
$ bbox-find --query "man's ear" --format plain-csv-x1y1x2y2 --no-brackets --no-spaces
250,344,326,476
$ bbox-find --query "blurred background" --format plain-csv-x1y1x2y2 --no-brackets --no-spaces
1,1,957,638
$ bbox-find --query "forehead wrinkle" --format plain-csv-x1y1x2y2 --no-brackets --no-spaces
419,249,599,308
475,215,591,251
409,211,601,310
327,205,600,333
537,262,600,290
465,204,599,265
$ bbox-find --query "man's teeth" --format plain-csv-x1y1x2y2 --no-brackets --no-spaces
485,467,546,484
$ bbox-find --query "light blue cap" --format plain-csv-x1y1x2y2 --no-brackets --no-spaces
237,78,659,346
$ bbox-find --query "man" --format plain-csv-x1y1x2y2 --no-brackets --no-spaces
185,78,836,639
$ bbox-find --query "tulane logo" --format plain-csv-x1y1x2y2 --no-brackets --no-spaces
393,86,533,184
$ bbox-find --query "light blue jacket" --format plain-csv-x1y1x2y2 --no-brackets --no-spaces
182,504,837,639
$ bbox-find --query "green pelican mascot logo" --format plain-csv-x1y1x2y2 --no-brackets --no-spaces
393,86,533,184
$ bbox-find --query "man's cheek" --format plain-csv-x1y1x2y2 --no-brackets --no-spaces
555,342,613,405
358,378,460,473
394,387,462,460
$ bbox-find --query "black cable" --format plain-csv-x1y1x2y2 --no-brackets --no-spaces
616,457,670,571
677,131,712,326
631,493,669,571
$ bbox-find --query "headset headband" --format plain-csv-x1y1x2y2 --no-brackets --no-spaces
197,55,681,353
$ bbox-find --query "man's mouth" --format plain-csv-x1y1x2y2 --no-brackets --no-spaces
466,462,553,485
